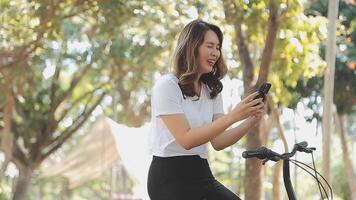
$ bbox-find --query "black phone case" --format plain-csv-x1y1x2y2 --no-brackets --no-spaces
253,83,271,102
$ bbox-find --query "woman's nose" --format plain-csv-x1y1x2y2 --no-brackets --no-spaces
211,49,219,58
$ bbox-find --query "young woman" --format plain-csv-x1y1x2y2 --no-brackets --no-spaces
147,19,266,200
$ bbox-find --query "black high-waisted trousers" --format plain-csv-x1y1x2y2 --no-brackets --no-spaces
147,155,241,200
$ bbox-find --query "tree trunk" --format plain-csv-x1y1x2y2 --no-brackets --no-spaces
322,0,339,186
269,96,289,200
0,77,14,175
222,1,284,199
272,161,283,200
245,127,263,200
335,113,356,200
259,114,273,146
12,165,33,200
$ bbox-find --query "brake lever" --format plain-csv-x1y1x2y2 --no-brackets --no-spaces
262,156,280,165
299,146,316,153
262,159,269,165
294,141,317,154
270,156,281,162
305,147,316,153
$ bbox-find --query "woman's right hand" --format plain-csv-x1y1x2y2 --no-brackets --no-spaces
228,92,264,123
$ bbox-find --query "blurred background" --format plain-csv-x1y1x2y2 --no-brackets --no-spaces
0,0,355,199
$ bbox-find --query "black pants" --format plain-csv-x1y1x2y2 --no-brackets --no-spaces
147,155,241,200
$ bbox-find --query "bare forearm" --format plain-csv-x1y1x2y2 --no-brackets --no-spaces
184,114,234,149
160,92,265,150
211,118,257,150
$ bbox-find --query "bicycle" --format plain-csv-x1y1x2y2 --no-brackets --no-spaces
242,141,333,200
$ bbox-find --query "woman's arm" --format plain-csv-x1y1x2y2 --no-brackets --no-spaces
210,103,266,151
160,113,233,150
160,92,263,150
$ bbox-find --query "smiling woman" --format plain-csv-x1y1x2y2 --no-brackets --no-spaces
197,30,221,73
172,20,227,100
146,19,267,200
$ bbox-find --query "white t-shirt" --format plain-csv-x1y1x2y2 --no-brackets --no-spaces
147,73,224,159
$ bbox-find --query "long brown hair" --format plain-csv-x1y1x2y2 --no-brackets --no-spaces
172,19,227,99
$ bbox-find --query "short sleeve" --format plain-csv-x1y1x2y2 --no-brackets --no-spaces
213,93,224,114
152,78,184,117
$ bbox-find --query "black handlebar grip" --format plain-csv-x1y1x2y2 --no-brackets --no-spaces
295,141,315,153
242,147,268,159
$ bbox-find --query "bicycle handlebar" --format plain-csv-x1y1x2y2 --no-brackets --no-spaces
242,141,316,162
242,141,331,200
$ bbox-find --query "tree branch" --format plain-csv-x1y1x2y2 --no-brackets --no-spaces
0,82,14,173
12,100,31,149
41,91,107,161
55,81,110,128
268,95,288,152
5,0,61,69
54,65,92,111
48,67,61,134
60,6,93,20
256,0,283,86
222,0,255,92
12,139,30,167
43,63,114,149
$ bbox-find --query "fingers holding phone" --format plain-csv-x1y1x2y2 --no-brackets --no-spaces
253,83,271,102
252,83,271,118
228,83,272,123
229,92,263,122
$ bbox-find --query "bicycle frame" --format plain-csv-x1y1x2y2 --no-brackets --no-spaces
283,159,296,200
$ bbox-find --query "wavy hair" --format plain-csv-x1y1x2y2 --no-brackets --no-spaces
172,19,227,99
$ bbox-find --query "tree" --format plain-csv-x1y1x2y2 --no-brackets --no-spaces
285,0,356,198
321,0,339,187
0,0,175,199
221,0,326,199
0,1,119,199
1,0,205,198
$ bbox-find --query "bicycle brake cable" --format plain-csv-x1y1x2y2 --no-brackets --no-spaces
289,159,333,200
289,160,328,199
311,152,332,200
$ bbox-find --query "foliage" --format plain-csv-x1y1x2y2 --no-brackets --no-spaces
290,0,356,121
220,0,327,106
0,0,181,199
0,0,354,199
269,1,327,107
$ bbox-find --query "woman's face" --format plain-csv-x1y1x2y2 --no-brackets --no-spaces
197,30,221,75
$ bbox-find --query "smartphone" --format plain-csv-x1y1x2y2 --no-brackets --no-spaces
253,83,272,102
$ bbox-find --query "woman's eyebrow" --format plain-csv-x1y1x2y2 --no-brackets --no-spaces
206,41,220,46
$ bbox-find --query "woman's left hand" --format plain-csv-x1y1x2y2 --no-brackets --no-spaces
245,101,267,125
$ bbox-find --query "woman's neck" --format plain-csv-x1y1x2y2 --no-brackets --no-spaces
194,79,201,97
